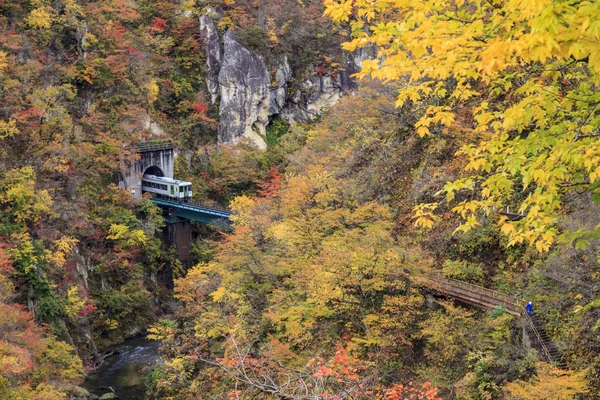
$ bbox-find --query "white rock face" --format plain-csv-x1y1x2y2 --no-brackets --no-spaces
199,14,360,148
143,114,166,136
269,56,292,115
73,247,91,290
218,30,270,149
199,12,222,104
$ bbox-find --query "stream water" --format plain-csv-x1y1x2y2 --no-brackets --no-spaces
82,336,161,400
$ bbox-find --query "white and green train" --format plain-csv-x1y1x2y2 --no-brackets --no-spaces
142,174,192,201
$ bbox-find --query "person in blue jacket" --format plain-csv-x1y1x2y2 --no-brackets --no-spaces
526,301,533,316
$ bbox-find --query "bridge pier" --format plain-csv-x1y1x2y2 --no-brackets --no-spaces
164,219,193,264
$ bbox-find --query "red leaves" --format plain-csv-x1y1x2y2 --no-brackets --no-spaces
316,65,329,76
151,17,167,33
11,107,43,127
257,166,282,199
190,101,208,114
104,22,127,47
79,303,98,317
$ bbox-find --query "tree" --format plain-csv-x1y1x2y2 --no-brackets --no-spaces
502,363,588,399
0,239,84,399
324,0,600,252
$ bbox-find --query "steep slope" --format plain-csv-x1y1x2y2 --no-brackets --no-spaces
151,82,592,399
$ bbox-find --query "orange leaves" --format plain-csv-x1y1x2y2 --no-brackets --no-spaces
311,345,362,381
383,382,442,400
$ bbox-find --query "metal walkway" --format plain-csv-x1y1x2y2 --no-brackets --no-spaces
421,273,564,367
150,198,232,224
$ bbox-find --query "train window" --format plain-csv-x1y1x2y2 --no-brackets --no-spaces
170,185,174,195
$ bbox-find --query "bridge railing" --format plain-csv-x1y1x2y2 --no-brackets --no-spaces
149,197,232,217
135,140,174,153
524,312,555,364
421,272,523,314
420,272,564,366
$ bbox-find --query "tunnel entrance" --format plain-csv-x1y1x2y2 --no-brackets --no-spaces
143,165,164,177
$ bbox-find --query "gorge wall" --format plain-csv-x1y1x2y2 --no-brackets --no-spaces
199,12,368,149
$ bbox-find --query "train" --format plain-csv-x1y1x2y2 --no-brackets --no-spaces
141,174,193,201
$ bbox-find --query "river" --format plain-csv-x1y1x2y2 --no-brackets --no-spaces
82,336,161,400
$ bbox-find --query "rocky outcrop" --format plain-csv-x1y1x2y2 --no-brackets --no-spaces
280,74,343,124
199,10,222,104
73,247,91,290
269,56,292,116
199,14,362,148
218,30,270,149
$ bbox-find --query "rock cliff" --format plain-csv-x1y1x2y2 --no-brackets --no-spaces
199,14,366,148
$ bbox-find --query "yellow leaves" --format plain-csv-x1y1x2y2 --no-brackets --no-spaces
217,16,234,31
535,230,556,253
590,51,600,74
478,40,510,75
148,319,178,341
502,362,588,399
9,232,36,274
465,158,488,172
0,119,18,140
106,224,147,248
0,166,52,227
164,357,193,380
413,203,439,229
180,0,197,15
442,179,474,202
229,195,256,226
0,51,8,72
45,236,78,268
453,215,481,234
357,59,380,78
532,169,547,184
413,106,455,137
26,7,54,30
341,38,366,52
323,0,353,23
589,166,600,183
210,286,230,302
500,222,515,235
105,319,119,330
65,285,86,317
146,78,159,105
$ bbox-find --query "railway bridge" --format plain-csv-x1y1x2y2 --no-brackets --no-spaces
121,141,232,263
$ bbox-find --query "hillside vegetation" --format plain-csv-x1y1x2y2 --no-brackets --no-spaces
0,0,599,399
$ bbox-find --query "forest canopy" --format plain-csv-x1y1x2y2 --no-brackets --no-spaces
325,0,600,252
